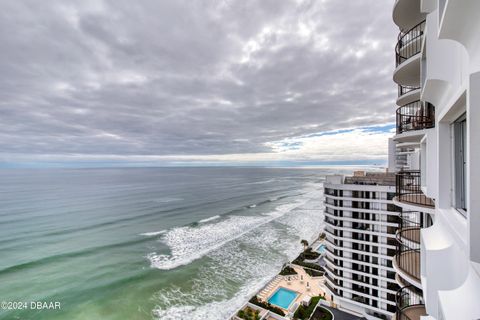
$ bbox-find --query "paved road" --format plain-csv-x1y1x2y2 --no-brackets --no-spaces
318,306,366,320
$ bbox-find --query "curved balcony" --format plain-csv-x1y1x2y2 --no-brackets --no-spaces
397,225,420,246
396,101,435,135
394,243,420,287
396,20,425,67
397,84,420,106
395,170,435,209
394,209,433,289
393,20,425,86
394,212,421,287
396,285,427,320
392,0,425,31
398,84,420,97
396,210,427,245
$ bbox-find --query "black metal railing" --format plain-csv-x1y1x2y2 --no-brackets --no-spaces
325,272,337,286
395,240,420,282
324,238,336,249
325,246,336,257
396,285,426,320
397,210,433,243
396,170,435,208
324,226,336,236
397,211,421,246
325,282,338,295
396,101,435,134
396,20,426,67
398,84,420,98
324,255,336,267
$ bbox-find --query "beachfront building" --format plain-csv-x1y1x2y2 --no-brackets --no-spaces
323,172,400,319
390,0,480,319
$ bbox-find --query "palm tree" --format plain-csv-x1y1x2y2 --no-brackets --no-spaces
300,239,309,253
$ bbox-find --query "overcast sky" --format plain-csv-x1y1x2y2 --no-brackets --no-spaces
0,0,398,167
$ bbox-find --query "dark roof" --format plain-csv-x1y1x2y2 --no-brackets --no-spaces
344,172,395,186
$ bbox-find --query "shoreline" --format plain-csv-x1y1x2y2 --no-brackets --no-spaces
229,232,327,320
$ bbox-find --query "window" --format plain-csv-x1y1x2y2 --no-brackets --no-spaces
453,113,467,215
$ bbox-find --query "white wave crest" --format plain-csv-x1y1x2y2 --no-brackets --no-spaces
151,184,326,320
140,230,167,237
152,229,286,320
153,197,183,203
198,215,221,223
147,198,310,270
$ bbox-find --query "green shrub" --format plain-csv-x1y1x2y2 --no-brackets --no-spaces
293,296,322,320
237,307,260,320
302,248,320,260
291,258,324,272
293,248,321,265
249,296,285,316
279,265,298,276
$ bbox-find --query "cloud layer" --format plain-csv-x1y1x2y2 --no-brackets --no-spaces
0,0,397,165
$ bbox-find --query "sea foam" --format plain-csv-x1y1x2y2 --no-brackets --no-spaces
151,185,325,320
147,191,314,270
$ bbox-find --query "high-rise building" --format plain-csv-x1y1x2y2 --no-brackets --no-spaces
391,1,480,319
323,172,400,319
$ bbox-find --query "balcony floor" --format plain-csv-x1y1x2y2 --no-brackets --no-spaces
398,194,435,208
401,305,427,320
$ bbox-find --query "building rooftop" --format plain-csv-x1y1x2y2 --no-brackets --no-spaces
343,171,396,186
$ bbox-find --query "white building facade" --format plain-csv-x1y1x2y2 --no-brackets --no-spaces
391,0,480,319
323,172,400,320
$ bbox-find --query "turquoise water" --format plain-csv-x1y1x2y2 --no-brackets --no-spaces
317,244,326,254
0,167,357,319
268,287,298,310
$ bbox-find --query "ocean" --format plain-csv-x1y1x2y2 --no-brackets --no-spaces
0,166,357,320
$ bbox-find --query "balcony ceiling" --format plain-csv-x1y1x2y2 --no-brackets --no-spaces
393,0,426,30
393,54,421,87
397,88,421,107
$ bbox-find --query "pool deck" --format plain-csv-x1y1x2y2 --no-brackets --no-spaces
257,265,327,313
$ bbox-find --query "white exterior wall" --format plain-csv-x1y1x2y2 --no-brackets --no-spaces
323,177,398,320
393,1,480,319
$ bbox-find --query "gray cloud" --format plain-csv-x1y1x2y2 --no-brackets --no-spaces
0,0,397,162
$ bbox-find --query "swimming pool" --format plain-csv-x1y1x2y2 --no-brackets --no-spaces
316,244,326,254
268,287,298,310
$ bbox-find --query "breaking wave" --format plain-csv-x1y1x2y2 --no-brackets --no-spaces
151,185,325,319
147,193,313,270
140,230,167,237
198,215,221,224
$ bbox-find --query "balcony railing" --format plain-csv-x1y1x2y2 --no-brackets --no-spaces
324,254,336,267
397,210,433,244
325,282,338,296
397,211,421,245
395,240,420,282
396,285,427,320
325,272,338,286
396,101,435,134
396,170,435,208
398,84,420,98
396,20,426,67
